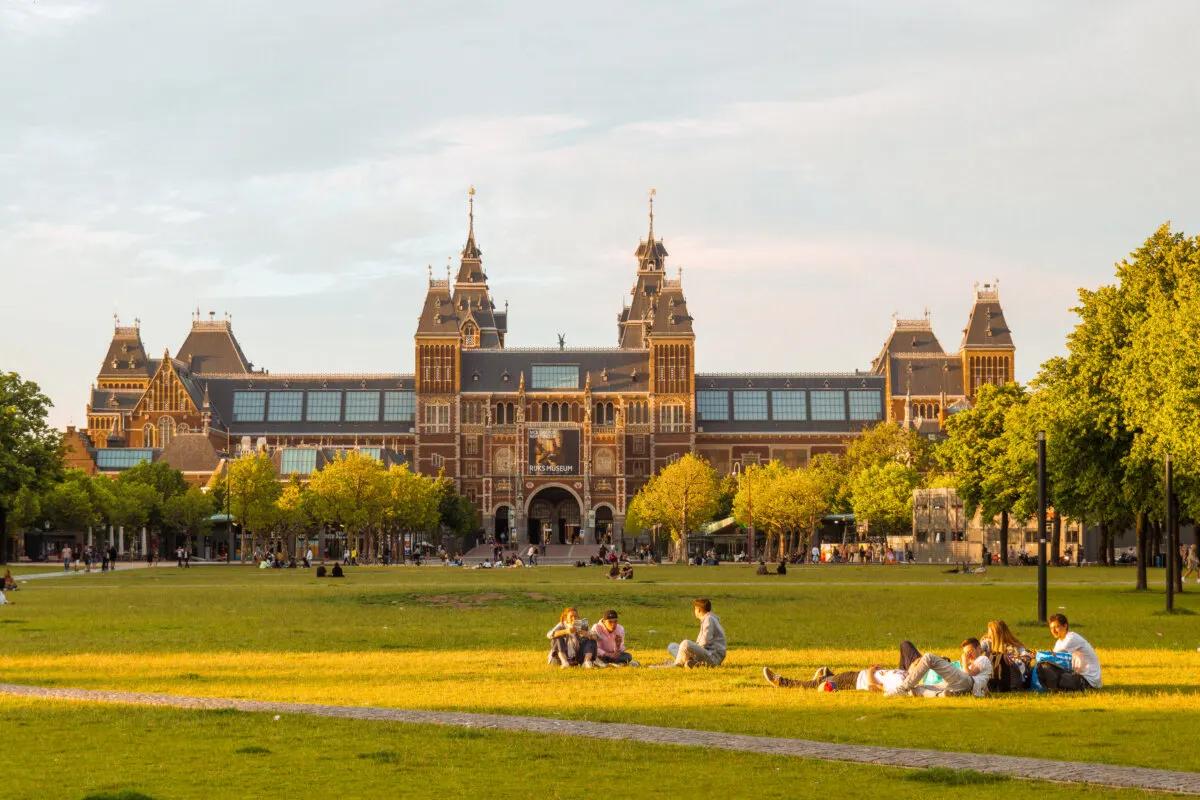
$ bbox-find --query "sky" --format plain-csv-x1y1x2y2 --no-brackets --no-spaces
2,1,1199,429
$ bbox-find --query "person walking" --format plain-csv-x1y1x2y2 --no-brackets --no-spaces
108,545,118,571
62,545,73,572
1183,544,1199,583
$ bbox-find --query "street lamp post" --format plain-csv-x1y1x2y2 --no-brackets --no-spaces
732,462,755,562
1036,431,1048,624
1165,454,1175,613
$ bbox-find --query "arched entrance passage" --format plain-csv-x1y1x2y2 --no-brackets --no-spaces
594,505,614,544
526,485,583,545
494,506,511,544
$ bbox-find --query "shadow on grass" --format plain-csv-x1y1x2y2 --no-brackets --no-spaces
234,745,271,755
358,750,399,764
81,791,159,800
905,767,1008,785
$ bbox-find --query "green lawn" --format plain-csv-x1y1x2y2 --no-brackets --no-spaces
1,697,1186,800
1,563,1197,797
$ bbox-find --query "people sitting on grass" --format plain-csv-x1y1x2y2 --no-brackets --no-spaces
1036,613,1101,691
315,565,327,577
591,609,638,666
775,561,787,576
659,598,726,668
755,560,769,575
330,563,344,578
978,619,1032,691
607,564,621,580
3,569,16,592
619,564,634,580
546,607,602,668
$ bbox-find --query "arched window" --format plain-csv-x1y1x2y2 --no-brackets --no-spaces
541,402,549,421
177,422,190,435
158,416,175,447
143,423,156,447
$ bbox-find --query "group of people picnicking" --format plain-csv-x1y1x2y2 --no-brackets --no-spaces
545,601,1100,695
763,615,1101,695
546,598,726,669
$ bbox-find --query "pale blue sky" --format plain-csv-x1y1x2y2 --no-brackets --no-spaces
2,1,1198,428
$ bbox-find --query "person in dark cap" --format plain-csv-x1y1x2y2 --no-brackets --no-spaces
590,609,637,666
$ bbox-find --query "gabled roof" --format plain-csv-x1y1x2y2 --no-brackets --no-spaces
89,388,141,413
98,324,152,378
177,316,252,373
158,433,221,473
460,348,650,393
961,283,1013,349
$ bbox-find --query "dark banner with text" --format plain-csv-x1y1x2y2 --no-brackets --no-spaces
528,428,580,475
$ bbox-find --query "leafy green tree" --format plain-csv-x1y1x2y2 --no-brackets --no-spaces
40,480,95,533
306,451,385,561
108,480,158,544
939,382,1027,563
627,453,720,562
163,487,215,554
0,372,63,562
225,452,282,561
850,461,919,537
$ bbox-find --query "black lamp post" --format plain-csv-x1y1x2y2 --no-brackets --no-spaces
1166,454,1175,613
1036,430,1047,624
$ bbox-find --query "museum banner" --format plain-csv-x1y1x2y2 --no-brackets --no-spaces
528,428,580,475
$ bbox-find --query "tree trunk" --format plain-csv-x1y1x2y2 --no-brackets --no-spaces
1098,520,1109,566
1051,514,1062,566
999,510,1010,565
1107,521,1116,566
1173,516,1184,594
1135,511,1148,590
0,507,8,564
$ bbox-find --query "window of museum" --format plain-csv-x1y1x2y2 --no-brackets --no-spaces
531,364,579,389
383,391,415,422
306,391,342,422
344,391,381,422
770,390,806,421
732,391,767,421
431,453,445,468
632,435,646,455
810,390,846,421
659,403,686,433
268,391,303,422
465,436,479,455
466,462,478,477
422,402,450,433
696,390,728,421
232,391,266,422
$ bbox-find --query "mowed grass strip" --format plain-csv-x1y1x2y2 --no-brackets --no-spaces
0,696,1186,800
3,647,1197,772
2,564,1197,774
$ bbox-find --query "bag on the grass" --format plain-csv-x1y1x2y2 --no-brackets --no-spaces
987,654,1027,693
1029,650,1073,692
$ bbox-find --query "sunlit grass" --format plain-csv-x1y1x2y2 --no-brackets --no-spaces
2,564,1198,773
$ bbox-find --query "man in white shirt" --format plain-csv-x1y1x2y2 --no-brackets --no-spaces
664,598,726,667
893,638,993,697
1038,613,1101,691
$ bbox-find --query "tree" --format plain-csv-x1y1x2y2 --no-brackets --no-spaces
225,452,282,561
0,372,63,562
939,382,1027,564
163,487,215,554
384,465,441,557
40,480,95,533
108,480,158,546
850,461,919,537
273,475,313,560
306,451,386,561
627,454,720,562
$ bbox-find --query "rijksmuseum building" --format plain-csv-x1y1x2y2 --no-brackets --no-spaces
75,195,1014,546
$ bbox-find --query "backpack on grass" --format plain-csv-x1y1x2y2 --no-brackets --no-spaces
987,654,1028,693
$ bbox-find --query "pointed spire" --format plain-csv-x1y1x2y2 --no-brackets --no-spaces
648,187,656,242
461,185,481,260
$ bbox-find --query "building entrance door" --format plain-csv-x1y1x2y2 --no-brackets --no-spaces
526,486,583,546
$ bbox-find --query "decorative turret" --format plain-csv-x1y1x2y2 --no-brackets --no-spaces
959,280,1015,398
450,187,505,348
618,190,695,349
97,315,151,384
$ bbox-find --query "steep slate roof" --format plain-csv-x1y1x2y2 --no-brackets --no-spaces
961,285,1013,348
89,388,141,413
177,318,252,373
618,219,694,347
870,319,944,373
158,433,221,473
98,325,152,379
460,349,650,393
416,280,460,336
450,191,505,348
889,354,963,396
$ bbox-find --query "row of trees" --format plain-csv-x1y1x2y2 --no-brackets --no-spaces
940,224,1200,587
625,424,936,560
217,450,474,561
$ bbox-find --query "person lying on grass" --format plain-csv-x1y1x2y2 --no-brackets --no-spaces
1035,613,1101,691
764,639,991,696
546,606,603,669
659,598,726,668
590,609,639,666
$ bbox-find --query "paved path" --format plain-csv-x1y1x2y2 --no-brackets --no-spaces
14,562,153,582
2,683,1197,794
